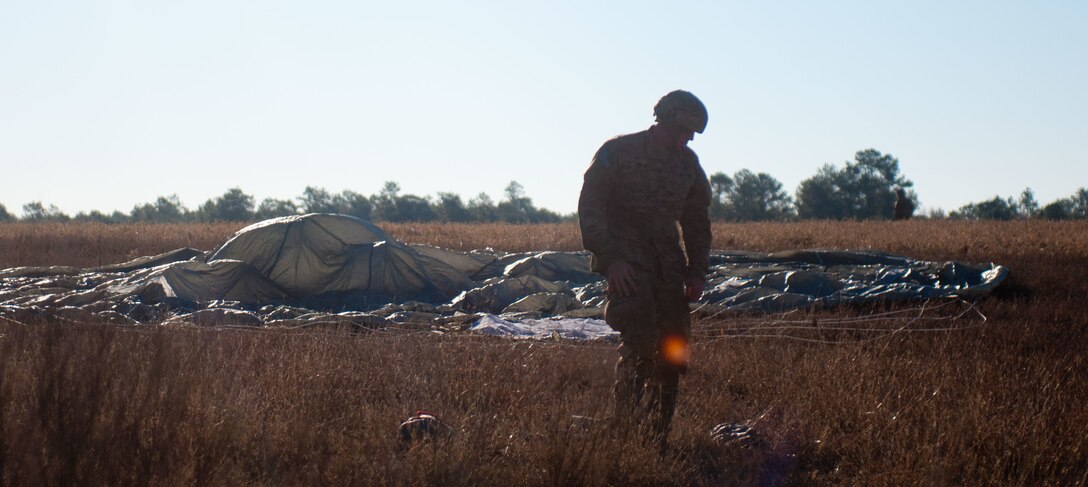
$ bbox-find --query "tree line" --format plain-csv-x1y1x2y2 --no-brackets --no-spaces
706,148,1086,221
0,181,563,224
2,149,1085,223
942,187,1088,220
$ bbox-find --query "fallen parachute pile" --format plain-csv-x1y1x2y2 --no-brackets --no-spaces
0,214,1008,335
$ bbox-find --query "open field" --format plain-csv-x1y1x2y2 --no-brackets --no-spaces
2,220,1087,485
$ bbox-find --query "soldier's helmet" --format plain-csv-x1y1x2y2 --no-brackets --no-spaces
654,90,708,133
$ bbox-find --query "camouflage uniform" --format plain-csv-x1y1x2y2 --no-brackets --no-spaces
894,189,915,220
578,129,712,440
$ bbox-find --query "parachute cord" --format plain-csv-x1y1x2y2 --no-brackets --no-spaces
691,299,989,346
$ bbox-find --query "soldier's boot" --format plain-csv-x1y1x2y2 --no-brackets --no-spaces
649,367,681,453
613,349,655,432
612,375,641,424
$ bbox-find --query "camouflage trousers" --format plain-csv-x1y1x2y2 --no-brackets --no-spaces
604,269,691,444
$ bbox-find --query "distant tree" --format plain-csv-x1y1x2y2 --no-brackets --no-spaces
708,172,734,218
23,203,54,221
129,202,156,222
198,188,255,222
468,192,498,222
0,203,12,222
255,198,299,220
130,194,188,223
299,186,338,214
529,208,563,223
795,149,916,220
337,190,372,220
371,181,402,221
504,181,528,206
709,169,793,221
952,187,1086,221
497,181,532,223
494,180,561,223
951,196,1019,220
795,165,848,219
495,201,527,223
435,192,471,222
22,201,70,222
1018,188,1039,218
1039,199,1074,220
1037,187,1088,220
381,181,401,197
1071,188,1088,219
925,207,948,220
291,188,372,219
74,210,126,223
391,195,437,222
732,170,794,221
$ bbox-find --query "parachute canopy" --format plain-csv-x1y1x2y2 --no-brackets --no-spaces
0,214,1008,330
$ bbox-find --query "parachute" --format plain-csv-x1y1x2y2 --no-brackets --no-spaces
0,214,1008,332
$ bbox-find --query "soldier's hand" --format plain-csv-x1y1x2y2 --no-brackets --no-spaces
684,277,705,302
606,260,638,297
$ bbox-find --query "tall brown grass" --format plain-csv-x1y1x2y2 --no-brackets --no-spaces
4,219,1087,267
1,220,1087,485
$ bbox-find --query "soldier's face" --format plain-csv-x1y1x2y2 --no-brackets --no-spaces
675,129,695,150
655,123,696,151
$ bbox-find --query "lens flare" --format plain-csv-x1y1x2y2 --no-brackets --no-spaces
661,334,690,368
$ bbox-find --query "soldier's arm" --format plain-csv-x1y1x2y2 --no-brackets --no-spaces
680,158,713,280
578,145,619,272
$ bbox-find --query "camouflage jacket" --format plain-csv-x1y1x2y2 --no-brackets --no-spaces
578,129,712,283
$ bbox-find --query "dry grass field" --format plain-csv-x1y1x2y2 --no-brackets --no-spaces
1,220,1087,485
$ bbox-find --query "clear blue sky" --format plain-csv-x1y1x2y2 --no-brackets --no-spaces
2,1,1085,216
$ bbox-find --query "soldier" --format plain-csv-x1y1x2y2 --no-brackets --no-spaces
578,90,712,448
894,188,915,220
